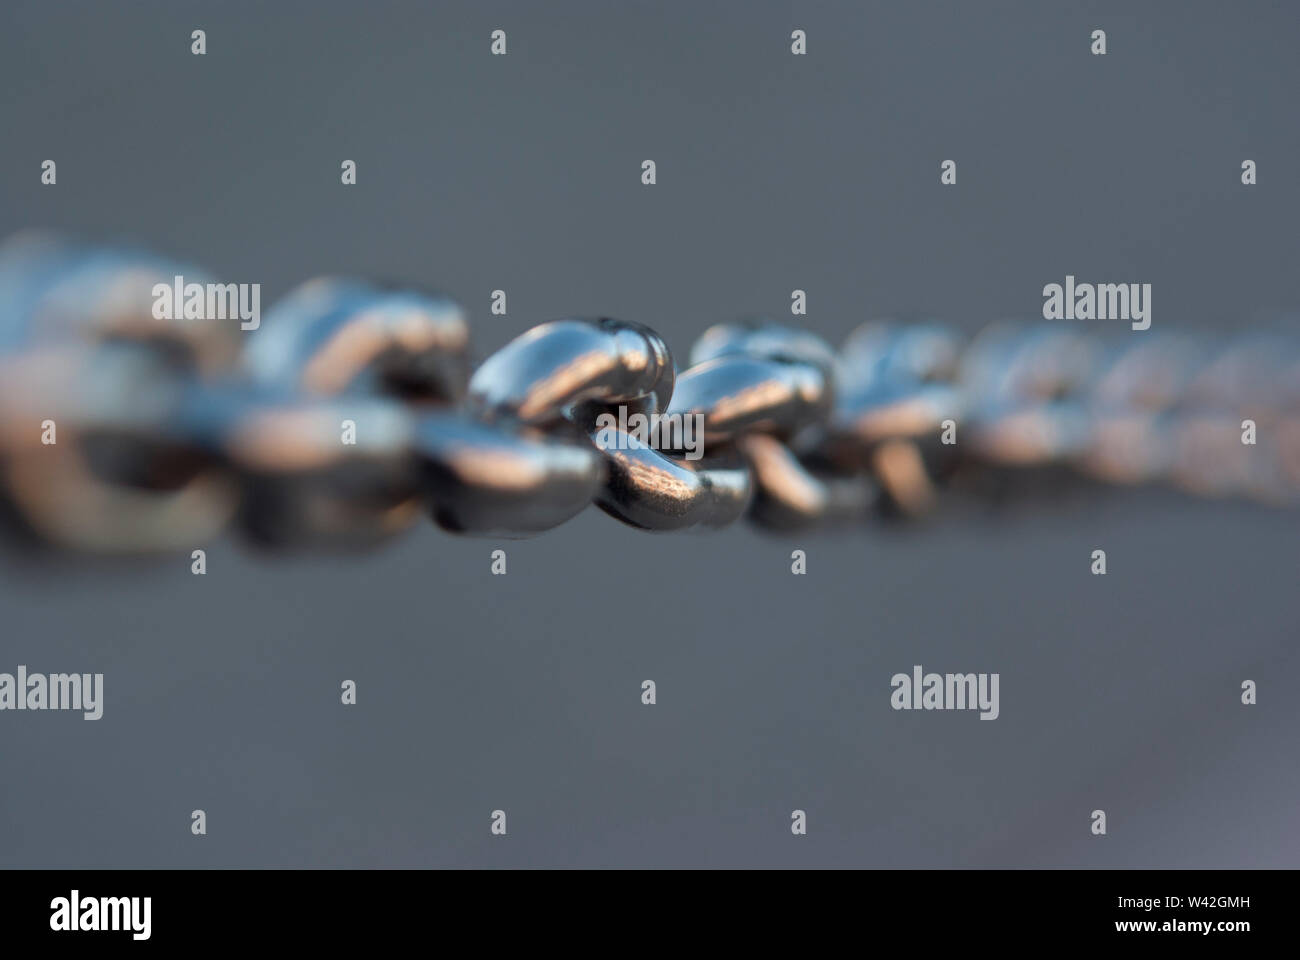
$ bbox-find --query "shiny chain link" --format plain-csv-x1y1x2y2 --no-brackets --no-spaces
1,232,1295,556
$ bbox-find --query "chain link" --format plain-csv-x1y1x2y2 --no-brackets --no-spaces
1,232,1295,555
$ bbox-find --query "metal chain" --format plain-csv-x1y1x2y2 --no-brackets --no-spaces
1,232,1295,556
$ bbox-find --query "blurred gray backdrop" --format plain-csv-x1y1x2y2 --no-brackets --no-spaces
1,0,1298,868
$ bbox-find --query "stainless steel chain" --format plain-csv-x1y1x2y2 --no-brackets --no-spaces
1,232,1295,556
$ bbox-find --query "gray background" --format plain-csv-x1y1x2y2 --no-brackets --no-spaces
1,0,1297,868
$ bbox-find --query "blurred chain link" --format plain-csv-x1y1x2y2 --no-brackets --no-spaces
1,232,1295,555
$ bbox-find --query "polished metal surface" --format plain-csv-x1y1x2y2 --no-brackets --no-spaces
417,414,604,536
467,317,674,425
666,354,832,444
591,425,750,530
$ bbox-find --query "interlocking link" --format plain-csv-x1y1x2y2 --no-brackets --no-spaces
244,278,471,402
0,234,239,551
591,426,751,531
418,414,605,537
216,394,419,548
231,278,470,546
667,355,831,445
738,433,876,530
1,233,1295,556
467,317,674,425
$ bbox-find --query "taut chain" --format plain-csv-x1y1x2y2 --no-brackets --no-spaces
1,233,1295,555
